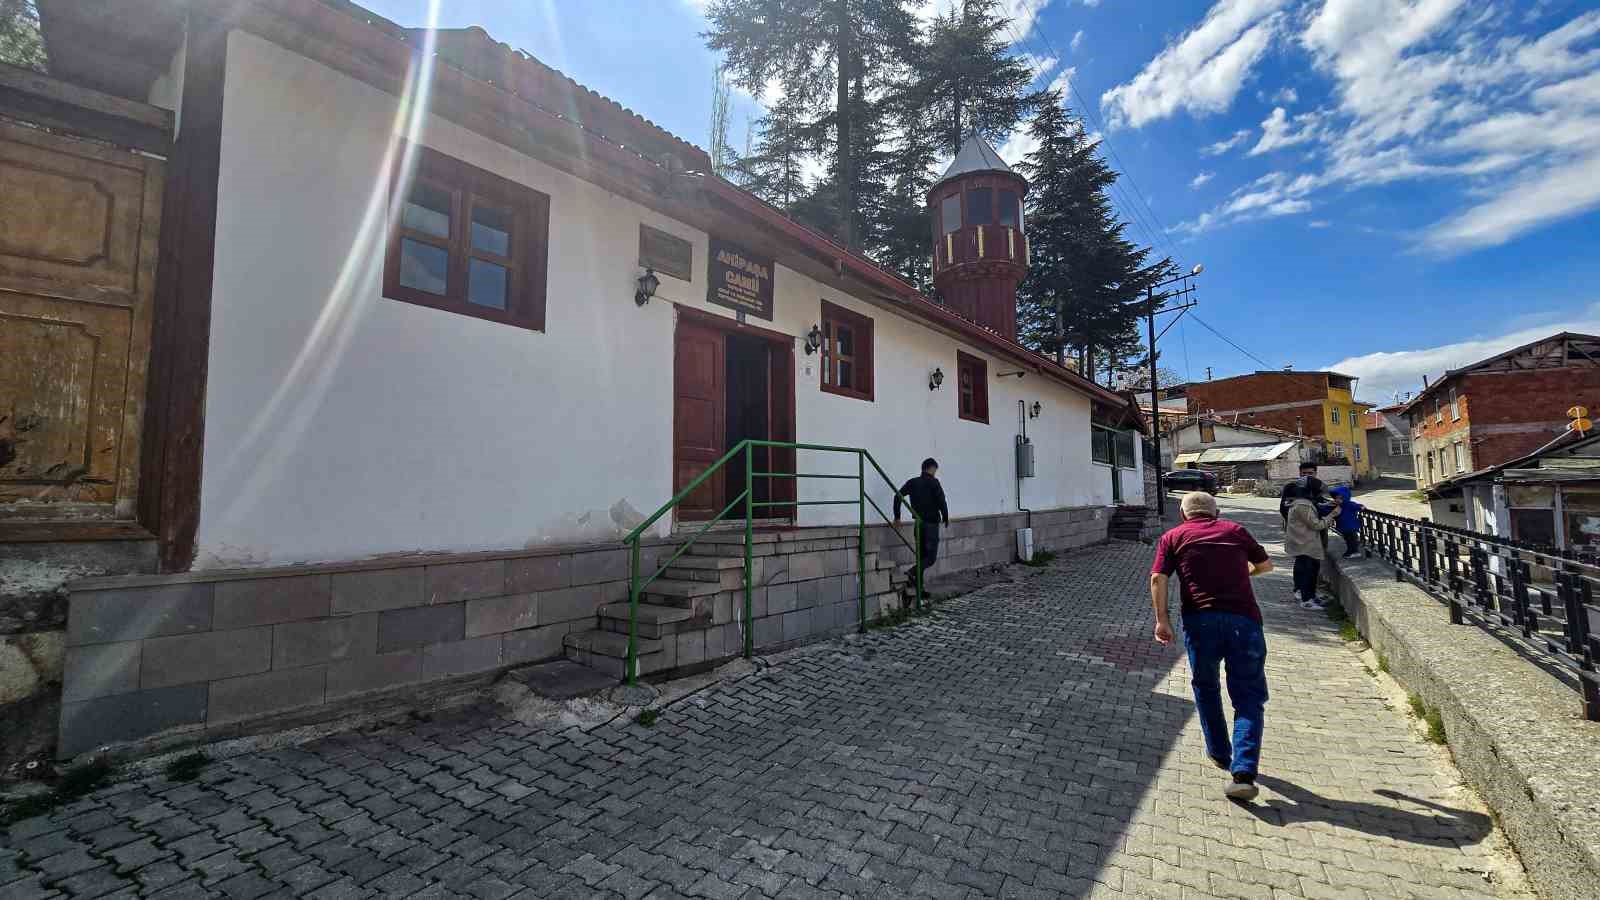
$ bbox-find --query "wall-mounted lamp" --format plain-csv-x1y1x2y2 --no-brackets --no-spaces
929,367,945,391
804,324,823,355
634,268,660,307
1030,401,1042,419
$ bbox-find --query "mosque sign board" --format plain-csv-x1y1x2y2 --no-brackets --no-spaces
707,238,774,320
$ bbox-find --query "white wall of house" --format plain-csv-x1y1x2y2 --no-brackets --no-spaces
192,32,1136,568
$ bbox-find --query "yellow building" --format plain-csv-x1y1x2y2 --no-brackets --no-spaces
1182,371,1374,479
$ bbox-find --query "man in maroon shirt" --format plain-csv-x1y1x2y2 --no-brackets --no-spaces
1151,491,1275,801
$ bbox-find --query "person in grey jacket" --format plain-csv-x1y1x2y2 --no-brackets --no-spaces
1284,483,1342,609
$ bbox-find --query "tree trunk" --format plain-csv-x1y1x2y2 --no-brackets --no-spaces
1053,297,1065,366
835,0,855,248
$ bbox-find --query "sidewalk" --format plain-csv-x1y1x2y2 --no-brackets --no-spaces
2,514,1532,898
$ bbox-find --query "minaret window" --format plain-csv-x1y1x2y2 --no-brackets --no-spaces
998,190,1019,228
968,188,993,225
940,194,961,234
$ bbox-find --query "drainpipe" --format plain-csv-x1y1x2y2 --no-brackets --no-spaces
1016,400,1032,529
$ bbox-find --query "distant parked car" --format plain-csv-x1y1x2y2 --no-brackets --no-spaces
1163,468,1218,494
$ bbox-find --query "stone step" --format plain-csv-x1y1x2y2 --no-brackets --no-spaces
664,555,744,571
643,578,723,599
563,630,664,679
597,602,702,639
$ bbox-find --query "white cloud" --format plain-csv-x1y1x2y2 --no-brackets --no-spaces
922,0,1053,37
1272,86,1299,104
1172,4,1600,252
1018,53,1060,81
1422,150,1600,253
1047,66,1076,97
1201,128,1253,156
1329,304,1600,402
1071,29,1085,52
1309,219,1331,227
1249,106,1323,154
1100,0,1291,129
1191,171,1215,188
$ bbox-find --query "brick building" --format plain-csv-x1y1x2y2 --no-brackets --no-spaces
1403,332,1600,489
1182,371,1373,477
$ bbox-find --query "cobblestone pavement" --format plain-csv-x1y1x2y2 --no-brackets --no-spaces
3,509,1531,899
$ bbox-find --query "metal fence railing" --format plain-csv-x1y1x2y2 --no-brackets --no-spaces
1359,508,1600,721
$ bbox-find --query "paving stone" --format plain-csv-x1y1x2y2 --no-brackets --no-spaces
14,519,1537,900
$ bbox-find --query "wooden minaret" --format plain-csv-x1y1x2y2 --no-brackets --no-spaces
928,135,1029,341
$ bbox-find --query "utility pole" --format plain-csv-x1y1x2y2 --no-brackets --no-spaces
1145,266,1204,520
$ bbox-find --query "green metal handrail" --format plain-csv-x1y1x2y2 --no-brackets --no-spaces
622,439,925,683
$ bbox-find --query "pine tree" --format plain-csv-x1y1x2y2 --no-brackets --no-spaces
897,0,1044,155
704,0,918,249
0,0,45,71
709,69,736,179
1014,93,1172,369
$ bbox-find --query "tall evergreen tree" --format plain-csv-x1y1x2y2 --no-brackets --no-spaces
0,0,45,71
709,68,737,179
897,0,1044,155
704,0,918,249
1014,92,1173,370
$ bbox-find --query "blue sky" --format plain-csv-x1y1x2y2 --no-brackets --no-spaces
359,0,1600,403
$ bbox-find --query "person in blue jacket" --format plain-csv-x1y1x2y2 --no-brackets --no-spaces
1329,485,1363,558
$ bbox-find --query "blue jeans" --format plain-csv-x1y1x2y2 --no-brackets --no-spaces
1181,611,1268,775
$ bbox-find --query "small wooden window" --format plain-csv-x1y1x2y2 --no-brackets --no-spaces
957,350,989,423
1092,428,1112,464
820,300,874,401
385,144,550,330
940,193,961,234
968,188,993,225
998,189,1019,227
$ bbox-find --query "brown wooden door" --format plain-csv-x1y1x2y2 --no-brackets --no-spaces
674,318,725,520
768,342,796,519
0,122,163,523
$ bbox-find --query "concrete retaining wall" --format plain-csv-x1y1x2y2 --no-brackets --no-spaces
1327,554,1600,900
866,505,1110,571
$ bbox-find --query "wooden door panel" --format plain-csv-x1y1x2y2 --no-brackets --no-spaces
0,122,162,521
674,321,724,520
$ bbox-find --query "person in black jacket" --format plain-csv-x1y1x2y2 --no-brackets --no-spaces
894,458,950,600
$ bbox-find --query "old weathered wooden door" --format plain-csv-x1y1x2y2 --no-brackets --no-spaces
673,318,726,521
0,121,163,523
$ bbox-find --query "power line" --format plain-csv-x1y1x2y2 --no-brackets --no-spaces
1012,19,1185,266
1000,21,1172,262
1189,313,1276,370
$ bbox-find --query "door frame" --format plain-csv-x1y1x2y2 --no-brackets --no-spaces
672,305,797,524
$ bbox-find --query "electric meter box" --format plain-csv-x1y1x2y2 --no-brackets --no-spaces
1015,437,1035,478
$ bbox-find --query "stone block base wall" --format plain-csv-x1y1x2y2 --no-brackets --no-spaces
57,504,1113,759
1327,555,1600,900
865,505,1109,572
56,542,672,759
1,537,158,771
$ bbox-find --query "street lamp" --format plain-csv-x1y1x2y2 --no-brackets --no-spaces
1146,264,1203,520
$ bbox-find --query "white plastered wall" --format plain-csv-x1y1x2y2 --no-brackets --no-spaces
193,31,1137,568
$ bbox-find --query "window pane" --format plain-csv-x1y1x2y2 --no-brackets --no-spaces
941,194,961,234
998,190,1018,227
1115,431,1136,468
403,182,452,238
471,203,512,256
468,259,508,309
968,188,993,225
1092,428,1112,464
837,324,853,357
839,360,853,388
398,238,449,295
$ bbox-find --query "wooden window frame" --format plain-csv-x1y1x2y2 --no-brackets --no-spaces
956,350,989,424
384,143,550,330
819,299,874,402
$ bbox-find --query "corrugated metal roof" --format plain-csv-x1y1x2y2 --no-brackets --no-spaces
1185,442,1298,464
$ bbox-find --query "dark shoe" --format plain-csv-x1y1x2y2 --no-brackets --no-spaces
1224,772,1259,801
